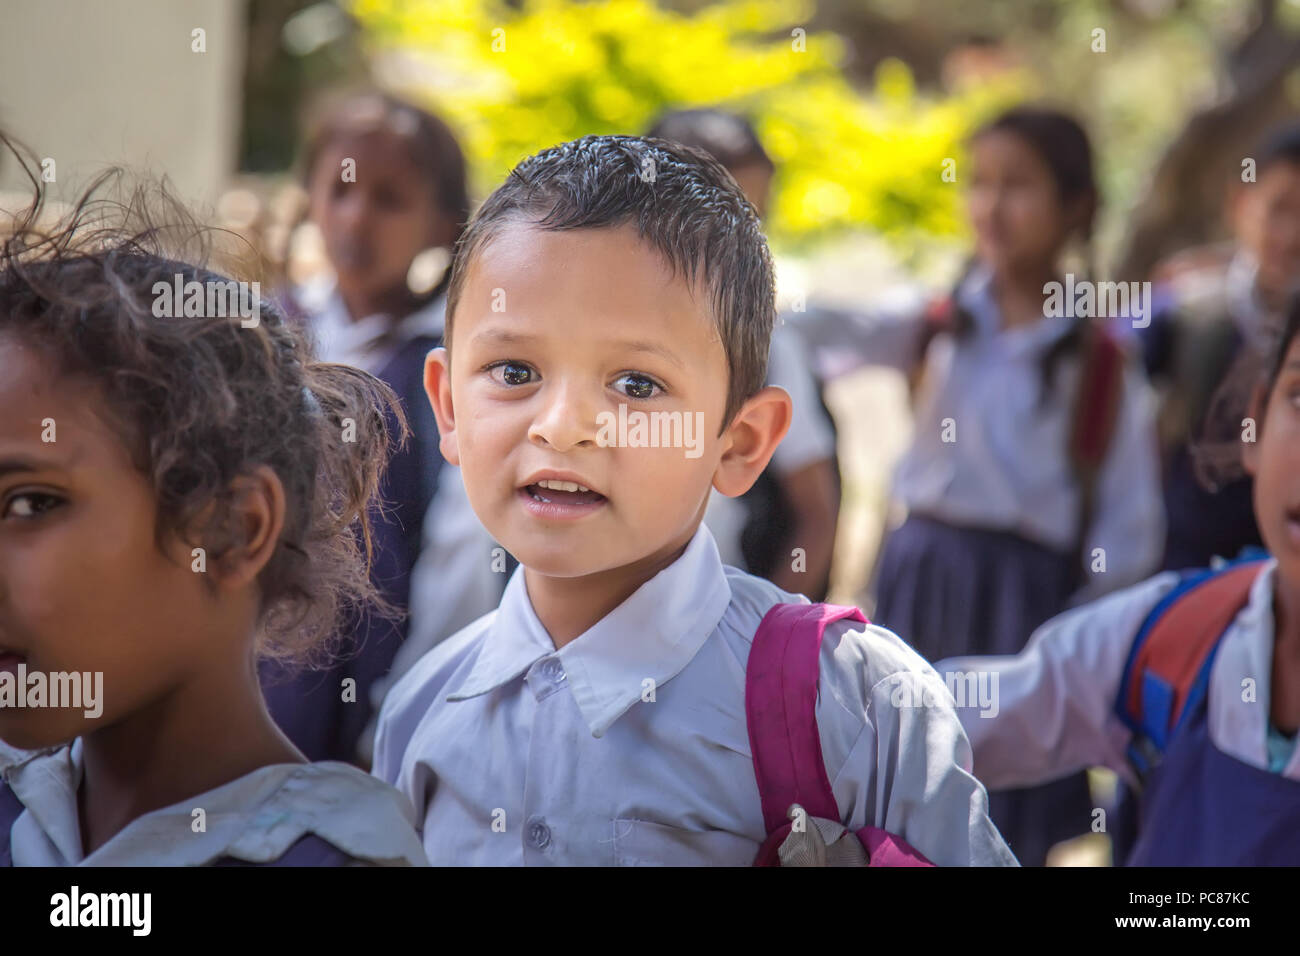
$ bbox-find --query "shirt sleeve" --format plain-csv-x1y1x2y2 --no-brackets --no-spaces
765,325,836,474
1070,358,1166,606
937,571,1182,791
813,622,1019,866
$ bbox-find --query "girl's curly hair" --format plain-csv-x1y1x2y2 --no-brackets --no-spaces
0,136,407,666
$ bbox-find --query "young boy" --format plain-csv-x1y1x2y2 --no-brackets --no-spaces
373,135,1015,866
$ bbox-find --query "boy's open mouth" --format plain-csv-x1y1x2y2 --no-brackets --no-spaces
519,476,608,518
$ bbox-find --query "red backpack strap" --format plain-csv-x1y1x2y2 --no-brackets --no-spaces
1065,325,1127,586
1069,325,1126,472
746,602,866,835
1117,560,1267,775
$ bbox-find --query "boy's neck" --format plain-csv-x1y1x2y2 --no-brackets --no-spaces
76,652,303,856
524,531,697,649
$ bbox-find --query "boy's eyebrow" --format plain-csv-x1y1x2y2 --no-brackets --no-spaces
470,327,687,370
618,339,687,371
471,327,540,347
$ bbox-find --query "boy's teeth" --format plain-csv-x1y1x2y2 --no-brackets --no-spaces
537,479,590,493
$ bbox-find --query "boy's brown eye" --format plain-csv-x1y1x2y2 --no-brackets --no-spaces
614,373,662,400
488,361,536,387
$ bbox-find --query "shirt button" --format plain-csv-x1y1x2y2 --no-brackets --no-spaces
526,817,551,849
540,657,566,683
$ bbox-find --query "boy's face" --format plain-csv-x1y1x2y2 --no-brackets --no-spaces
1231,161,1300,300
427,223,787,579
1245,334,1300,589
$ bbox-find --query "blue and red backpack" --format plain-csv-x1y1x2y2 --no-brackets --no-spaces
1115,557,1269,778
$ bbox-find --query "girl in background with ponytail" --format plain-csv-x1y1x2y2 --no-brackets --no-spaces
792,107,1164,864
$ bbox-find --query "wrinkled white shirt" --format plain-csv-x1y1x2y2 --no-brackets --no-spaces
374,524,1016,866
1,739,427,866
938,559,1300,788
789,266,1165,604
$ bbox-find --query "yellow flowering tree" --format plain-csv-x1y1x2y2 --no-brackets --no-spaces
349,0,1026,252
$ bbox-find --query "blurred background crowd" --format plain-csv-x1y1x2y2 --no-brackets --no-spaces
4,0,1300,865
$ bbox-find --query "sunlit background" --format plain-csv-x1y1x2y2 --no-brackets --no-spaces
3,0,1298,863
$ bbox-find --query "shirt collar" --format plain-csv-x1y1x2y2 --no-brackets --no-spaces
1211,557,1284,771
3,741,426,865
956,263,1076,354
447,524,734,738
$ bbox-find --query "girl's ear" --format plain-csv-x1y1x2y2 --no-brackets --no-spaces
713,385,793,498
424,347,460,466
1242,384,1268,477
204,465,286,589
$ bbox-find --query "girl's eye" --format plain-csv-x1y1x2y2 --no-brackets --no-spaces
487,361,538,387
3,492,64,520
613,372,664,400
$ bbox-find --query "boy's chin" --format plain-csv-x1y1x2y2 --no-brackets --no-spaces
516,548,616,579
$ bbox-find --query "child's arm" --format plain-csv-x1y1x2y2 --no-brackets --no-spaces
813,624,1017,866
938,571,1182,791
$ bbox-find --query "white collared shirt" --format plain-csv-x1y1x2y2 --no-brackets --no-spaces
373,524,1017,866
1,739,428,866
789,266,1165,604
938,559,1300,787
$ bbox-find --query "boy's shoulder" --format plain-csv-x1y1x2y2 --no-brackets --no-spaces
719,565,944,711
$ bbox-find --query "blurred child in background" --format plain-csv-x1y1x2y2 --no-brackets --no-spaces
1127,122,1300,571
790,107,1164,864
647,109,840,600
940,298,1300,864
0,162,425,865
266,92,504,765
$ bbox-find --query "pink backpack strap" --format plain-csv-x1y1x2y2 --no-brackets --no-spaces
747,602,934,867
746,602,867,835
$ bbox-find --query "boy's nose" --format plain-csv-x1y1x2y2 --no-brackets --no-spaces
527,382,600,452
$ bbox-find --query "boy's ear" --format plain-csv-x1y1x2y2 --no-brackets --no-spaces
1242,384,1267,477
202,465,286,589
424,347,461,466
713,385,793,498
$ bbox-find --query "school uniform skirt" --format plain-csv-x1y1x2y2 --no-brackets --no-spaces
871,513,1093,866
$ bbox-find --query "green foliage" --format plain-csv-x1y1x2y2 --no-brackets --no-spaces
349,0,1026,250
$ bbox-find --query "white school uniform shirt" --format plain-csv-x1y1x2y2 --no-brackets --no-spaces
704,324,838,567
938,558,1300,788
298,281,507,761
373,524,1017,866
0,739,428,866
789,265,1165,604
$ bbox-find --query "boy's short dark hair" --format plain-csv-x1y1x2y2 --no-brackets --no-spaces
445,134,775,428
